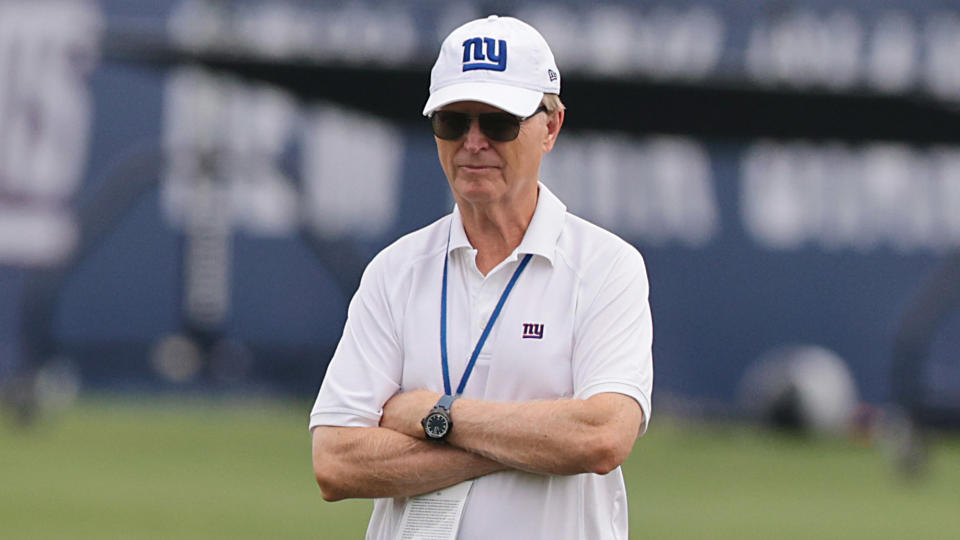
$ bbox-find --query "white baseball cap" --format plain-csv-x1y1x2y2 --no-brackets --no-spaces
422,15,561,118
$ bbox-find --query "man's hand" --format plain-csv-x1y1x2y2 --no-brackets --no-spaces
380,389,441,439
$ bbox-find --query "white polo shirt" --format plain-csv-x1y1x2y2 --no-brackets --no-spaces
310,183,653,540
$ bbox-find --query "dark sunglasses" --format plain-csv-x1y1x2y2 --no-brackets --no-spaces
430,106,548,142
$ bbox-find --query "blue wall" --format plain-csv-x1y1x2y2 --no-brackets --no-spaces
1,0,958,408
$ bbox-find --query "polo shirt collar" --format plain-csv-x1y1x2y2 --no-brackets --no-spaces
448,182,566,265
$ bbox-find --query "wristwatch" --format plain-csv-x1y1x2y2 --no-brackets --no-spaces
421,394,457,441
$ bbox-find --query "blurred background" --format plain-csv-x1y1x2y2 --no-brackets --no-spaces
2,0,960,538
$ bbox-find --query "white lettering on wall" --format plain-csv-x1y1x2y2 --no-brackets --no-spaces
162,69,299,237
521,4,724,80
0,0,100,265
923,12,960,99
542,135,718,247
169,0,418,64
160,0,960,103
742,141,960,252
165,1,405,245
300,106,402,239
866,12,917,93
746,8,864,90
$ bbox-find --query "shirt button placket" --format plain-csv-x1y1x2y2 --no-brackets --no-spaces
478,280,494,333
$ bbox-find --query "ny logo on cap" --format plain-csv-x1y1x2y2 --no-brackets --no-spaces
462,37,507,72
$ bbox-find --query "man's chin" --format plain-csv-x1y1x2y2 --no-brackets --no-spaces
452,177,502,199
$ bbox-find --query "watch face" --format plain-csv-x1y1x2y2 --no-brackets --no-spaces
424,412,449,439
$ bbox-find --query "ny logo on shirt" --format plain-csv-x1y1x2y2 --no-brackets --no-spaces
522,323,544,339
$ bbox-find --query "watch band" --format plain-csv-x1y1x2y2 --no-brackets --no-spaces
436,394,457,411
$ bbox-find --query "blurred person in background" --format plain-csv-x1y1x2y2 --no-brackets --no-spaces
889,249,960,474
309,15,653,540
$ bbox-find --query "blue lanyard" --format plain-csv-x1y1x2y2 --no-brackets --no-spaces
440,225,532,397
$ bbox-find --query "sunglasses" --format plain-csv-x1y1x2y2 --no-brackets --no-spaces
430,106,548,142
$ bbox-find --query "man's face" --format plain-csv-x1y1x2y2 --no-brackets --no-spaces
435,101,560,207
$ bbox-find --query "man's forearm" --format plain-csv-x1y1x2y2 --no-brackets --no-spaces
446,394,641,475
380,391,643,476
311,425,506,501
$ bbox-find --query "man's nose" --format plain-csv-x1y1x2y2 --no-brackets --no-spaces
462,118,490,152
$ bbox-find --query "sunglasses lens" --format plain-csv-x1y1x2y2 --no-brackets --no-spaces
430,111,523,142
432,112,470,140
479,114,521,142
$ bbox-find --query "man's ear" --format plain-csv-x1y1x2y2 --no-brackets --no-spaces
542,109,565,153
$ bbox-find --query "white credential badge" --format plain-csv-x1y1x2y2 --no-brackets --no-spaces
397,480,474,540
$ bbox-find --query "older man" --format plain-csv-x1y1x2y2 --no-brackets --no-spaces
310,15,653,540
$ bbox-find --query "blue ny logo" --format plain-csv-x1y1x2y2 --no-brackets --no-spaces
462,37,507,72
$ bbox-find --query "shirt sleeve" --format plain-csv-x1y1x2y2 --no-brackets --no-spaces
309,251,403,430
572,245,654,435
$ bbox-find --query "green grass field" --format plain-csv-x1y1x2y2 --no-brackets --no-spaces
1,396,959,539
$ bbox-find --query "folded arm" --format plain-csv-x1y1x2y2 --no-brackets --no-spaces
312,425,507,501
380,390,643,476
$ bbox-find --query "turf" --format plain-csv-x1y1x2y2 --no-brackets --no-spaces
1,396,958,539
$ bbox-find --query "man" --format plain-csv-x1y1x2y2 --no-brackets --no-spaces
310,15,653,540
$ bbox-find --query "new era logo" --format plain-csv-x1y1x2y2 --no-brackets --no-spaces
522,323,544,339
462,37,507,72
547,69,557,82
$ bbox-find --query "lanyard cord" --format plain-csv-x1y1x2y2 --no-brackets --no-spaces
441,221,533,396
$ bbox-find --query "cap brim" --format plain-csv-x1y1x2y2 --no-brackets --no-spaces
423,82,543,117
